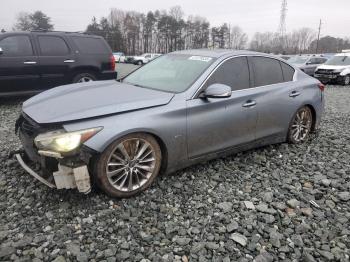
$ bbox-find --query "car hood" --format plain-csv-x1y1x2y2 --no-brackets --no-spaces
22,81,174,124
316,65,350,71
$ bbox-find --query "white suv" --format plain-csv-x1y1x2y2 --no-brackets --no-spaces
132,53,162,65
314,53,350,85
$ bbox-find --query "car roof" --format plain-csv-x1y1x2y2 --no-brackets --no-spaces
171,49,265,58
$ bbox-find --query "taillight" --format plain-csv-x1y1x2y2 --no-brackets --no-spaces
318,83,325,92
110,55,116,71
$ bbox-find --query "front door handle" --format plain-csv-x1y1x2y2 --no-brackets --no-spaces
23,61,37,65
289,91,301,97
64,59,75,63
242,100,257,108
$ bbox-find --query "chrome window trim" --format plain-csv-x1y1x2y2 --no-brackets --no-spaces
191,54,297,99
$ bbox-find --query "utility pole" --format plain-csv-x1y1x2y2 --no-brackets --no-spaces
316,19,322,54
278,0,288,51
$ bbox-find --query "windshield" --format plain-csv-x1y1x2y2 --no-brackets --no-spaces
288,56,309,64
123,54,215,93
325,56,350,66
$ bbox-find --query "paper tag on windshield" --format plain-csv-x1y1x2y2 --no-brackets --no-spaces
189,56,213,62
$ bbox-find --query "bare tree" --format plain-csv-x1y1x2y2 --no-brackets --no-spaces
229,25,248,49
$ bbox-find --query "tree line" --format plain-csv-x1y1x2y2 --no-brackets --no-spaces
5,8,350,55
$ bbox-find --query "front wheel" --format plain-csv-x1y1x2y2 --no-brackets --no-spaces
287,106,313,144
94,133,162,198
137,60,143,66
341,75,350,86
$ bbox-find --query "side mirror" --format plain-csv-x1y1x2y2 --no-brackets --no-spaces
0,47,3,55
201,84,232,99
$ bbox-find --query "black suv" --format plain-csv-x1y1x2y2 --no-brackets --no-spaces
0,31,117,96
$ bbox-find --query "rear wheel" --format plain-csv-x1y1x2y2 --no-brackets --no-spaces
94,133,162,198
72,72,96,83
287,106,313,144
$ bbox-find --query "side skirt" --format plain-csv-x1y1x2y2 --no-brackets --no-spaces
166,134,286,174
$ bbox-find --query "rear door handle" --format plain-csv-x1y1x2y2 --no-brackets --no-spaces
242,100,257,108
23,61,37,65
64,59,75,63
289,91,301,97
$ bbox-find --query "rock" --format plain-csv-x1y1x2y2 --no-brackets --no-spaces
338,192,350,201
116,251,130,261
205,242,219,250
217,202,233,212
230,233,247,246
66,243,80,256
244,201,255,210
262,192,274,203
190,242,205,253
226,221,239,232
285,208,297,217
301,207,313,217
254,252,274,262
291,234,304,247
175,237,191,246
303,182,313,188
321,179,331,187
0,245,15,258
52,256,66,262
302,252,316,262
286,199,300,208
256,203,276,214
319,250,334,261
269,231,283,248
43,226,52,232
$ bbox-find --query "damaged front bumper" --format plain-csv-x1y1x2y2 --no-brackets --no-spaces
14,152,92,194
14,114,95,194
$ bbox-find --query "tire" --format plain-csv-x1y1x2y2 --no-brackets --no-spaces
341,75,350,86
94,133,162,198
137,60,143,66
287,106,313,144
72,72,96,83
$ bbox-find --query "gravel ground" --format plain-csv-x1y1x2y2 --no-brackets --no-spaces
0,86,350,262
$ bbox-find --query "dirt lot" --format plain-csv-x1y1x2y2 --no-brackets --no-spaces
0,84,349,261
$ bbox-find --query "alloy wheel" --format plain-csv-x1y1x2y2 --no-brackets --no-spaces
345,76,350,85
106,138,156,192
290,107,312,142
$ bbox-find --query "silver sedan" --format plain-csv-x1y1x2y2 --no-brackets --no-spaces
16,49,325,197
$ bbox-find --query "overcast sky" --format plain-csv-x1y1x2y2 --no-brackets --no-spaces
1,0,349,39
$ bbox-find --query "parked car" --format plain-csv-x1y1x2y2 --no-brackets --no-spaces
0,31,117,97
113,52,126,63
14,49,324,198
288,55,328,76
132,53,162,65
314,52,350,85
277,54,292,60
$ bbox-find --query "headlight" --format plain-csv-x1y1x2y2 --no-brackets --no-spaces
34,127,102,153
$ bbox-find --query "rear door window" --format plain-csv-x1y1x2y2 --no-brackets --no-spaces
280,62,295,82
204,57,250,91
251,57,284,87
38,36,70,56
0,35,33,56
71,36,110,54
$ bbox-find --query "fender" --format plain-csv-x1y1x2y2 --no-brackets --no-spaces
340,67,350,76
